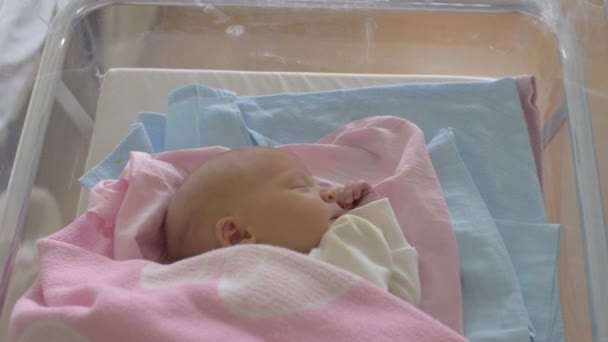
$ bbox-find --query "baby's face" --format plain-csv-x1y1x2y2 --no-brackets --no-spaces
166,148,345,261
239,152,344,253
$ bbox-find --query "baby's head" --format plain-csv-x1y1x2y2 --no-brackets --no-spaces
165,147,344,262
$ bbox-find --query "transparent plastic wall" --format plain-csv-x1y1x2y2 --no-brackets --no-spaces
0,0,607,341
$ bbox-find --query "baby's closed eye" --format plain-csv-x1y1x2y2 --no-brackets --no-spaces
289,184,310,190
285,172,314,190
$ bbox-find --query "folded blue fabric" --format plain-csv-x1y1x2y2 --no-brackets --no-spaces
138,112,166,153
79,122,154,189
495,219,563,342
428,128,532,342
166,85,252,150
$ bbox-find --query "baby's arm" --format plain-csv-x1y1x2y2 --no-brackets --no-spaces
310,215,392,292
310,198,421,306
347,199,421,306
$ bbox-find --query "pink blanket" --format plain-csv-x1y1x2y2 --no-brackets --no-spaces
10,117,464,341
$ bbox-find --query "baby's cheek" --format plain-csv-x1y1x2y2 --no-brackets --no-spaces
314,221,331,240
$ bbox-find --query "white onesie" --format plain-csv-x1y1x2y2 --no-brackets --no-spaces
309,198,421,306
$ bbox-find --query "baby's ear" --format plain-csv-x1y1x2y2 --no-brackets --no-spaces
216,217,255,246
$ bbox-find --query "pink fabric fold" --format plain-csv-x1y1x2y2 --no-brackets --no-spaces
10,117,464,341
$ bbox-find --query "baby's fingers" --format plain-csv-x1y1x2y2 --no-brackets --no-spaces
352,181,367,201
343,182,355,207
334,185,347,208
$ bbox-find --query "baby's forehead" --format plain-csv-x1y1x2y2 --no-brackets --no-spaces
238,148,307,173
187,149,306,185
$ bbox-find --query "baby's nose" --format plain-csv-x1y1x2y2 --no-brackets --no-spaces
321,188,337,203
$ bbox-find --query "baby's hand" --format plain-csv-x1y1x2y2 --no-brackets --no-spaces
337,181,378,209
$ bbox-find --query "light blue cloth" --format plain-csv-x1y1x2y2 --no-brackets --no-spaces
79,78,564,342
138,112,166,153
495,219,563,342
79,122,154,189
428,129,532,342
166,85,252,150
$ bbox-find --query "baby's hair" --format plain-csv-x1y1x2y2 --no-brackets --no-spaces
165,147,293,262
165,163,230,262
164,184,201,263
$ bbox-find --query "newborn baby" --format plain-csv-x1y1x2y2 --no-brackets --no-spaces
165,147,420,305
